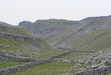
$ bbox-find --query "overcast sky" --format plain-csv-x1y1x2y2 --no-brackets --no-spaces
0,0,111,25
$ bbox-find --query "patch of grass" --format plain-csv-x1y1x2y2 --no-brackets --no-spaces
66,27,111,51
0,60,26,69
9,61,74,75
0,25,32,36
0,33,53,58
39,50,68,59
60,53,88,58
8,51,90,75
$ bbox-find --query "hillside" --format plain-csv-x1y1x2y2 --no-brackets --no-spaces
1,15,111,75
0,22,32,36
0,22,53,59
19,15,111,49
66,27,111,50
19,19,80,46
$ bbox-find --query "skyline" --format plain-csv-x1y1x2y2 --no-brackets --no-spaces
0,0,111,25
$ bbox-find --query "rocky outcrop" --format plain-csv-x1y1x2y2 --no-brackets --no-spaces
75,51,111,75
75,66,111,75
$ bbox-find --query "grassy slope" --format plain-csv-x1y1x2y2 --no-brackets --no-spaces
2,21,111,75
66,26,111,51
19,20,81,46
4,25,111,75
0,24,32,36
19,16,111,47
9,52,89,75
9,62,73,75
0,23,55,69
0,60,26,69
39,50,68,59
0,24,53,58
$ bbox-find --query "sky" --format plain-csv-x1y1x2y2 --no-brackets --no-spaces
0,0,111,25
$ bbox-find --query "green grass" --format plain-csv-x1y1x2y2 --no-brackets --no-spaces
0,33,53,58
39,50,68,59
3,21,111,75
8,51,90,75
9,61,74,75
60,52,88,58
0,25,32,36
0,60,26,69
66,27,111,51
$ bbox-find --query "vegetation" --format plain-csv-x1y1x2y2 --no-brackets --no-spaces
0,60,26,69
9,52,89,75
1,15,111,75
66,27,111,51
